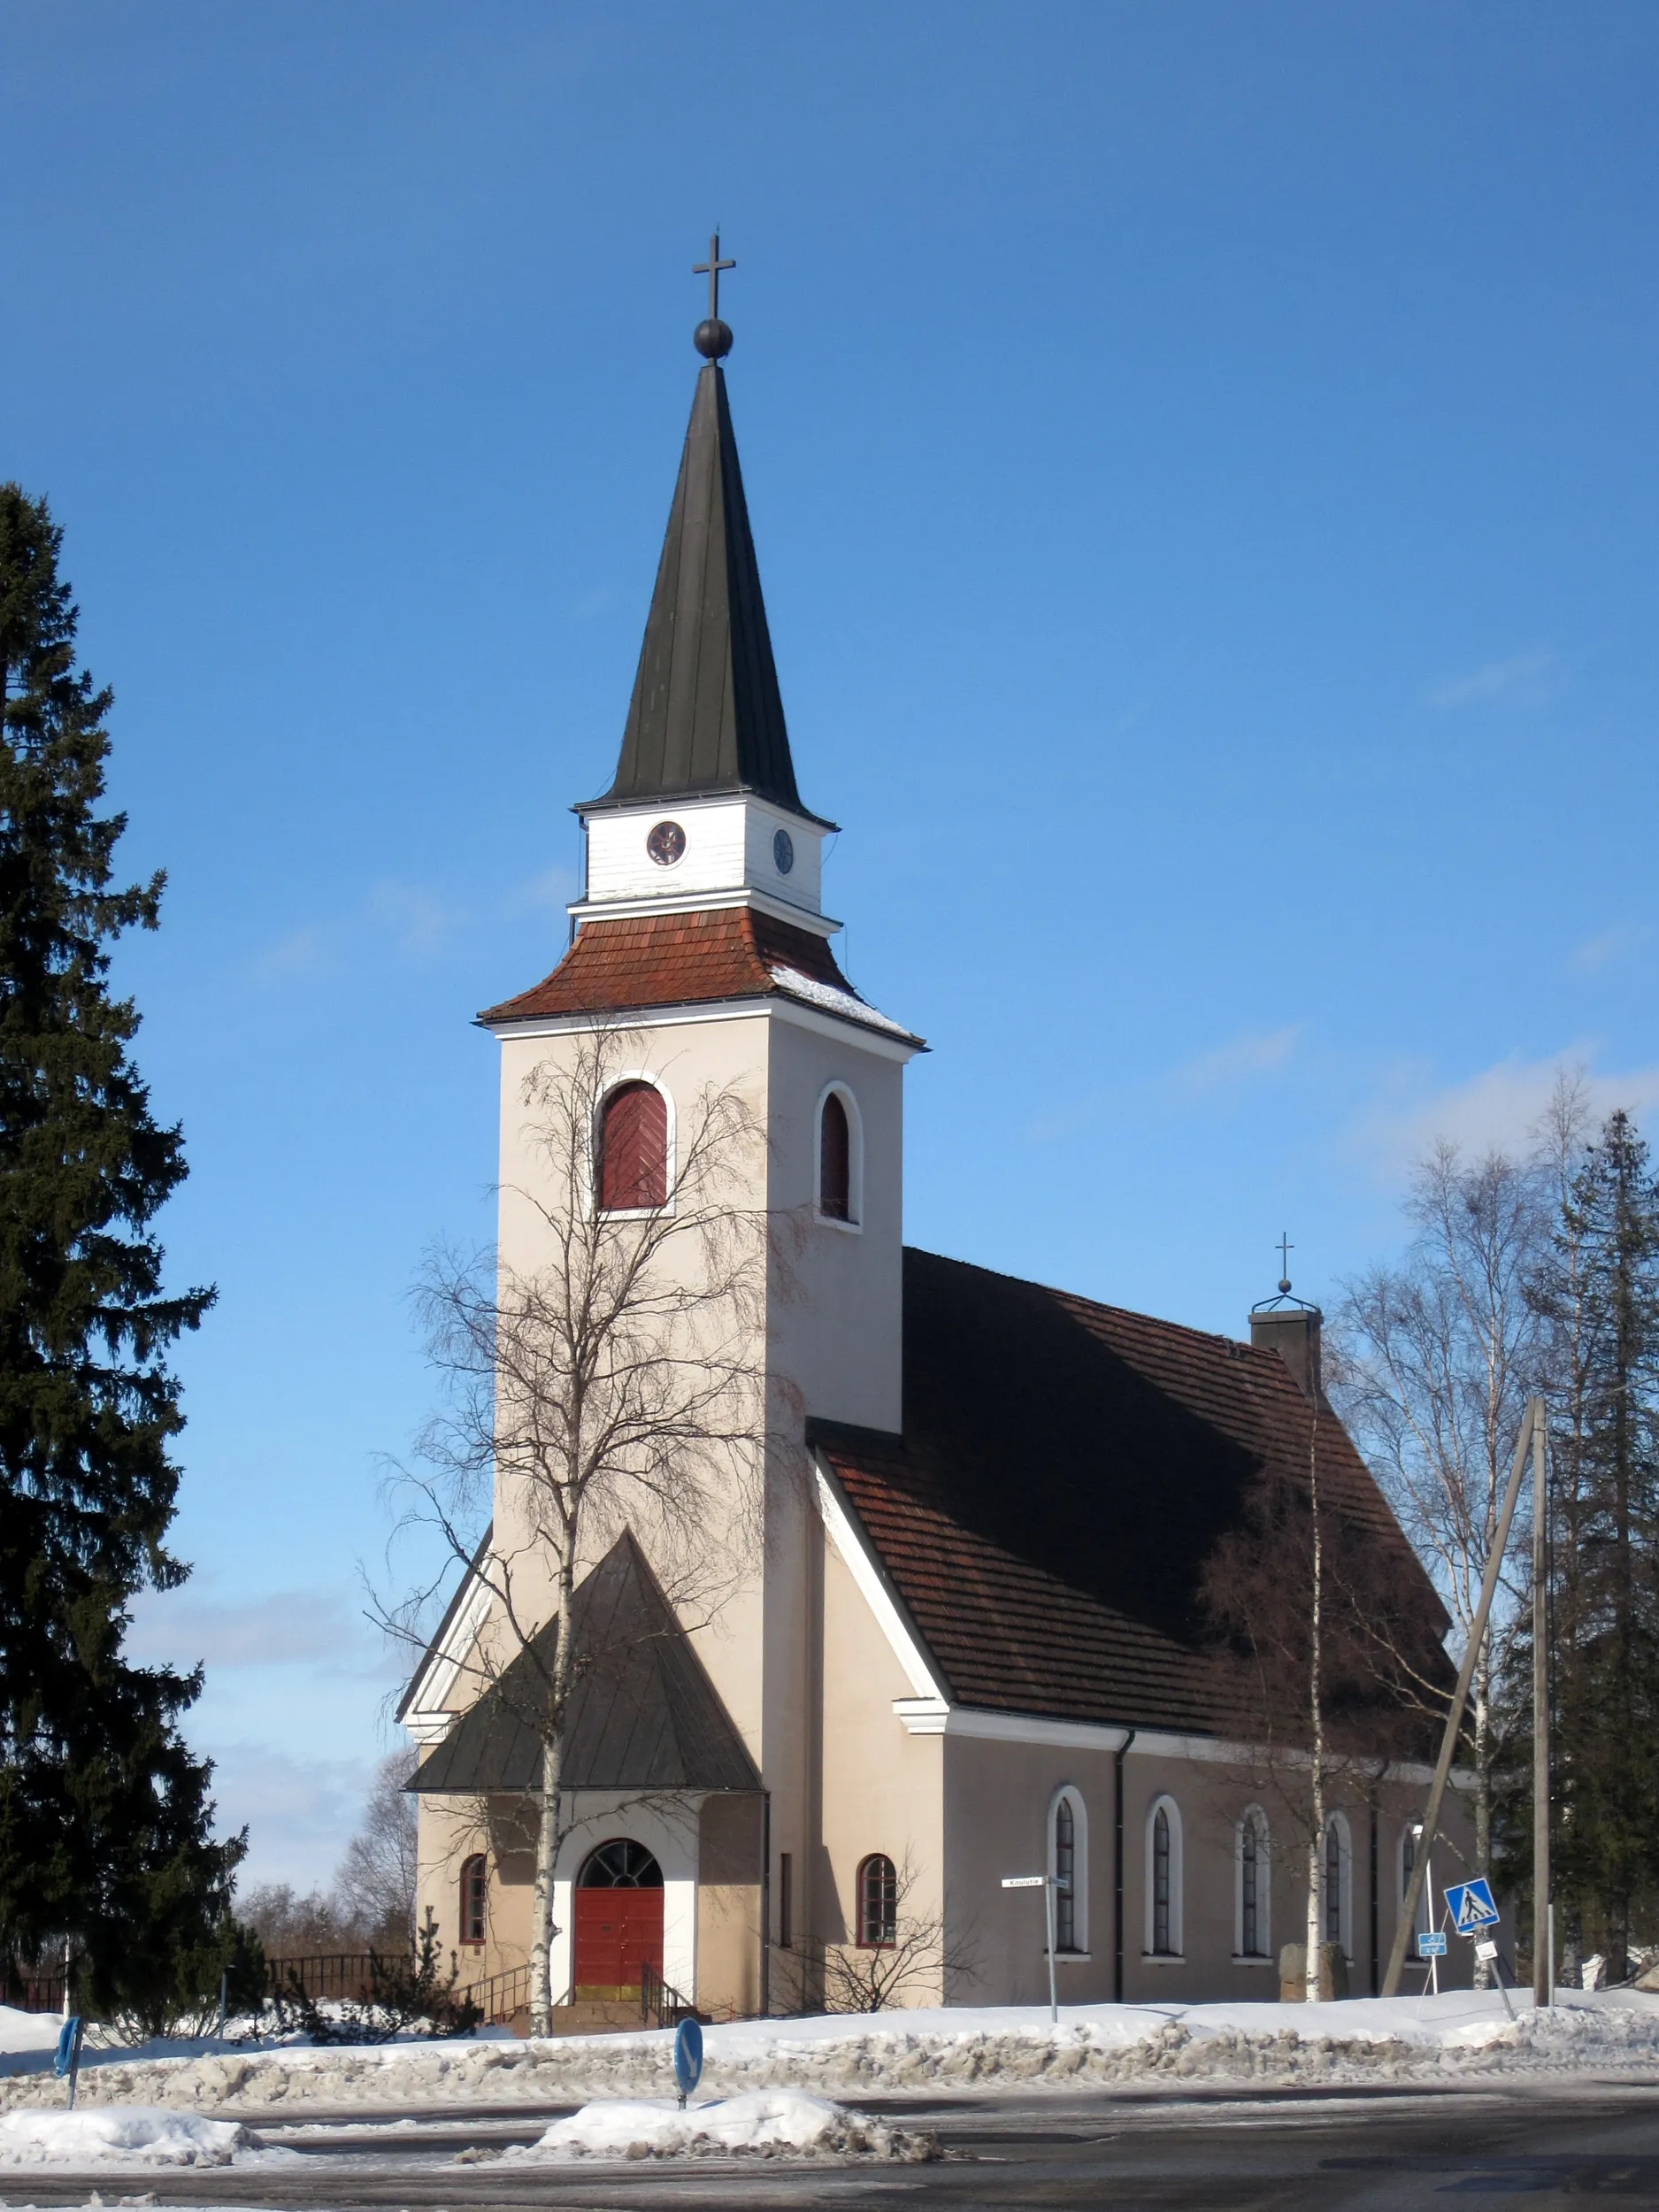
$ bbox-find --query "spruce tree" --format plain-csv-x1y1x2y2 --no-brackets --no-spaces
1539,1110,1659,1980
0,484,242,2023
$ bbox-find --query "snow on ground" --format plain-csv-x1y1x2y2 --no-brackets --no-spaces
0,2107,256,2166
503,2088,934,2161
2,1991,1657,2115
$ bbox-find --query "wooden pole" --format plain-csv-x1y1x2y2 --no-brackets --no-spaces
1532,1409,1551,2008
1381,1397,1541,1997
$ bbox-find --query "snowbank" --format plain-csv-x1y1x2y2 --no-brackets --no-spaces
0,2107,254,2166
3,1991,1657,2115
508,2088,933,2160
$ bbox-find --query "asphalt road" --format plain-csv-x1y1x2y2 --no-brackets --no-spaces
6,2077,1659,2208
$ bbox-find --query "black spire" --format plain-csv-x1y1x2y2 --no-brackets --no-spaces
589,354,818,819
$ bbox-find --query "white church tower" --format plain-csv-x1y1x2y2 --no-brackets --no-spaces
405,265,926,2021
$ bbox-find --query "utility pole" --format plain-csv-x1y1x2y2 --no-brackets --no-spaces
1532,1409,1551,2008
1383,1397,1542,1997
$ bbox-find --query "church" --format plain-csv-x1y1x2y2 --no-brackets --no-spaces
400,273,1472,2023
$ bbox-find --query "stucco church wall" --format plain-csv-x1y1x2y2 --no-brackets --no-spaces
796,1528,942,2005
943,1736,1121,2006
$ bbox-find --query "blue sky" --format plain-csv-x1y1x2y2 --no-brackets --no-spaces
5,1,1656,1888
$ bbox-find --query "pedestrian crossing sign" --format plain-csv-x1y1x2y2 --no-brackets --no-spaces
1445,1877,1500,1933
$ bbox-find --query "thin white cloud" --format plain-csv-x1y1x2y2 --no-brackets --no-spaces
1350,1048,1659,1179
211,1742,379,1892
502,864,577,918
253,923,332,980
1567,923,1651,976
1171,1025,1301,1102
365,877,466,955
1425,649,1561,711
127,1587,393,1675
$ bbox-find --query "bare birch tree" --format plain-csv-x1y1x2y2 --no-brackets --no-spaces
1331,1141,1554,1977
1202,1388,1441,2001
381,1026,768,2033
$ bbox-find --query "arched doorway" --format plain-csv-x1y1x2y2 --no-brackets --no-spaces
572,1839,664,2000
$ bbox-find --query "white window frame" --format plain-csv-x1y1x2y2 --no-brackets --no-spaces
1143,1793,1184,1961
1324,1810,1354,1962
591,1072,676,1219
1233,1805,1271,1964
814,1079,864,1233
1048,1784,1088,1956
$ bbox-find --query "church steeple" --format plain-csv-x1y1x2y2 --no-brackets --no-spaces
588,328,817,821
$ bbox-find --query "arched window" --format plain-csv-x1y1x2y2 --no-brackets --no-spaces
578,1838,663,1889
1325,1812,1352,1958
856,1854,897,1947
1049,1786,1088,1954
1146,1796,1183,1958
460,1853,487,1947
1236,1808,1271,1960
819,1091,852,1221
599,1081,668,1212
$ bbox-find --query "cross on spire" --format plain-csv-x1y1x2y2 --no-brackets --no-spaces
694,231,735,320
1277,1232,1294,1294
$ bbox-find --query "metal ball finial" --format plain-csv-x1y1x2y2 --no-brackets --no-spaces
694,317,733,360
1278,1276,1292,1295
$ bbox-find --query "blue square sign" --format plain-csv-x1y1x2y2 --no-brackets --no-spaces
1417,1930,1448,1958
1445,1877,1500,1933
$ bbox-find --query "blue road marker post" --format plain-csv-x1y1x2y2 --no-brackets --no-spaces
672,2016,703,2112
54,2016,84,2111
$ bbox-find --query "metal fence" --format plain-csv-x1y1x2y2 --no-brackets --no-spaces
0,1970,66,2016
263,1953,411,2002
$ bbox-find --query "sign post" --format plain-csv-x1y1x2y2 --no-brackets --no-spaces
1002,1874,1062,2025
672,2017,703,2112
1446,1878,1514,2020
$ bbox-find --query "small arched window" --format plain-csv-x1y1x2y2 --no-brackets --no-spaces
1237,1808,1271,1959
819,1092,851,1221
599,1081,668,1212
1146,1795,1183,1958
1049,1786,1087,1954
460,1853,487,1947
856,1854,897,1947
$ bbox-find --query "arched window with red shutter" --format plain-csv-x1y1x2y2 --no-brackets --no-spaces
818,1090,853,1222
598,1081,669,1211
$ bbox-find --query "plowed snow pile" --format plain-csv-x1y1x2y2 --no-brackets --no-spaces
498,2087,935,2161
2,1993,1656,2114
0,2108,255,2165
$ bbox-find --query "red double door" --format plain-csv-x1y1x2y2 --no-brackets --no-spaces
572,1885,664,1998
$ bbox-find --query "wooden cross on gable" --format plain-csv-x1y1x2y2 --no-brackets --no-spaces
694,232,735,319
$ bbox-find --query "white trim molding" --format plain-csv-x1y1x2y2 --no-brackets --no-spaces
487,992,924,1064
811,1456,944,1704
402,1571,491,1745
891,1701,1132,1750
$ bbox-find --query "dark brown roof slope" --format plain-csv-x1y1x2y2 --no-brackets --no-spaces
480,907,913,1042
811,1249,1446,1740
411,1532,758,1797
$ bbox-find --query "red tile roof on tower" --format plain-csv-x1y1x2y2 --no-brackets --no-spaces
811,1249,1450,1742
479,907,921,1045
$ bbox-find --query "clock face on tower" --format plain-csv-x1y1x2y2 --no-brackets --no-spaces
646,819,686,867
772,828,795,875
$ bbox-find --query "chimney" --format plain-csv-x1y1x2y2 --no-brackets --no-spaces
1249,1301,1323,1402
